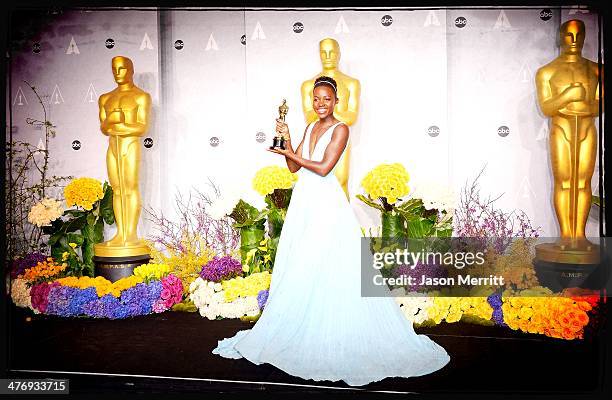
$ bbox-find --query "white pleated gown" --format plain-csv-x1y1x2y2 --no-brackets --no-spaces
213,122,450,386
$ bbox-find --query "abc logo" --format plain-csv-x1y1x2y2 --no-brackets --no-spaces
427,126,440,137
381,15,393,26
497,126,510,137
32,43,41,54
455,17,467,28
71,140,82,150
256,132,266,143
105,38,115,49
539,9,553,21
293,22,304,33
143,137,153,148
210,136,220,147
174,40,184,50
240,35,247,45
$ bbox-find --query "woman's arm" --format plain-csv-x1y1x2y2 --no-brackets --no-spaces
281,124,349,177
285,125,309,173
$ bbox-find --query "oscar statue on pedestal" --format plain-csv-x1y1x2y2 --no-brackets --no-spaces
534,19,604,290
93,56,152,282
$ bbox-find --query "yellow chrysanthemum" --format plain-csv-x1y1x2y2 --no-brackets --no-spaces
252,166,298,196
55,275,143,297
134,263,171,282
222,271,272,302
360,163,410,204
64,177,104,210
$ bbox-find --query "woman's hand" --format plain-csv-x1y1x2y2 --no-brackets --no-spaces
267,146,291,156
275,119,290,142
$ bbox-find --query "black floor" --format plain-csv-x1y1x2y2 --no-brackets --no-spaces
5,304,607,396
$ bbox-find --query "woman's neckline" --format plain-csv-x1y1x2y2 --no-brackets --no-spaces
309,120,342,159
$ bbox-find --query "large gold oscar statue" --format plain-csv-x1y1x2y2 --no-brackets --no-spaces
301,38,360,199
94,56,151,267
535,19,602,266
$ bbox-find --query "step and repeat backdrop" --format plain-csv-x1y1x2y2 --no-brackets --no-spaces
7,7,603,238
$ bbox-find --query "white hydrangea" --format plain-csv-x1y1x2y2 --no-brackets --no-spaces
394,291,434,324
27,198,64,227
411,183,456,213
10,278,33,309
189,277,260,320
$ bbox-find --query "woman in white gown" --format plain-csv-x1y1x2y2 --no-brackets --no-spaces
213,76,450,386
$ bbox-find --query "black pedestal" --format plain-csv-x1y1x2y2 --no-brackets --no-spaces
533,258,605,292
93,254,151,283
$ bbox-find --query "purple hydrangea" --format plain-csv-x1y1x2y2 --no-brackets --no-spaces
11,252,47,278
257,289,269,310
487,293,506,327
200,256,243,282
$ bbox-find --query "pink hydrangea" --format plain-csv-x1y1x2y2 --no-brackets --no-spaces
159,274,183,309
30,282,60,313
152,299,167,313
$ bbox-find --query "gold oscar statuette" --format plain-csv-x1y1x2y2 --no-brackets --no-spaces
271,99,289,150
93,56,152,281
533,19,603,289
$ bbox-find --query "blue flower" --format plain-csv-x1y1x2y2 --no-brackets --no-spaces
257,289,269,310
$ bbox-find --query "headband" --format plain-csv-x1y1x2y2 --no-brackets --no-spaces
314,79,337,93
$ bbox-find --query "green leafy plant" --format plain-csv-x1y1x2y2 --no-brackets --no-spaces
43,182,114,276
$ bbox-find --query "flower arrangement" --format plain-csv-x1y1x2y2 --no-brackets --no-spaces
360,163,410,205
500,287,593,340
10,252,47,279
147,239,217,297
200,256,243,282
189,277,261,320
21,257,67,285
358,163,454,238
27,198,64,227
146,185,239,258
454,167,541,253
43,179,115,277
252,166,298,196
251,166,297,273
63,177,104,211
26,273,183,319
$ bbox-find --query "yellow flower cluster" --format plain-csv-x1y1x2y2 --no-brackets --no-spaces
64,177,104,210
426,296,493,324
55,275,144,298
22,258,67,283
360,163,410,204
222,271,272,302
134,263,171,282
148,238,216,295
252,166,298,196
27,198,64,227
501,294,591,340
